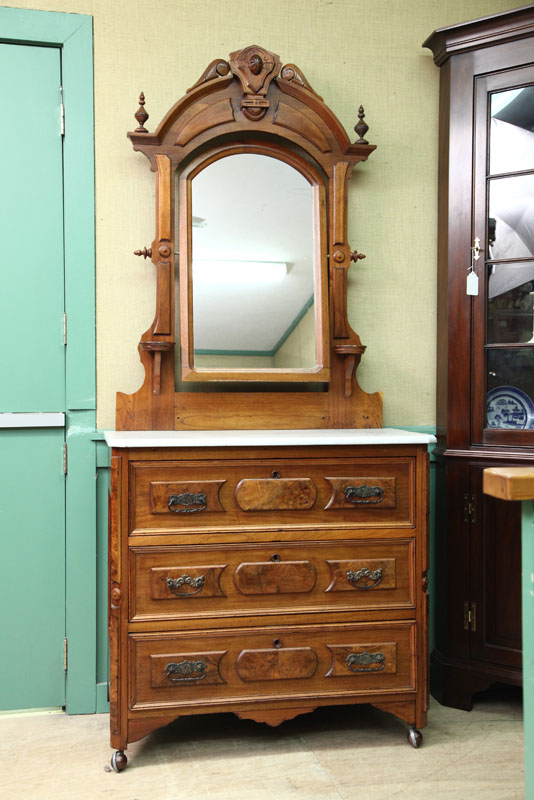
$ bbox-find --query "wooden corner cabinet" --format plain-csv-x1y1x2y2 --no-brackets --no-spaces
105,45,434,771
424,6,534,710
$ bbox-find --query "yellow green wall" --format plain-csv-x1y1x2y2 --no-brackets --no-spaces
274,306,316,369
1,0,521,428
194,355,276,368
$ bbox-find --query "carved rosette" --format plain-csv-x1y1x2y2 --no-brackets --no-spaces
228,45,282,120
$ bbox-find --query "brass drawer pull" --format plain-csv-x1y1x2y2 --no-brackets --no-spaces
166,574,205,596
165,660,206,682
344,485,383,505
346,652,385,672
168,492,207,513
346,567,383,589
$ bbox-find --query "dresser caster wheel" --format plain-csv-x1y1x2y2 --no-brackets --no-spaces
111,750,127,772
407,727,423,748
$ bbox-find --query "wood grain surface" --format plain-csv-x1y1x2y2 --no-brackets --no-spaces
235,477,317,511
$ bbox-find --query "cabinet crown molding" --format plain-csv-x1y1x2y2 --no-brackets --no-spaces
423,5,534,66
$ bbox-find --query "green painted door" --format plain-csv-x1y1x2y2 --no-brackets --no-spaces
0,43,65,411
0,43,66,709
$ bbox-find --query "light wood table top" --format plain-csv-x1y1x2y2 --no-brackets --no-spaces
483,467,534,502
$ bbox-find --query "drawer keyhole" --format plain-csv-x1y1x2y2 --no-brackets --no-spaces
271,470,281,479
273,638,282,649
271,553,281,562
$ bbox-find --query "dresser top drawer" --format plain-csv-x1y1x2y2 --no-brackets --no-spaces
129,456,415,534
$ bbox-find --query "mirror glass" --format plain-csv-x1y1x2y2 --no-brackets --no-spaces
487,266,534,344
190,154,316,371
488,174,534,261
489,86,534,175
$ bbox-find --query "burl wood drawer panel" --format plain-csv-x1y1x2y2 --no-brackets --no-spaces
129,621,416,710
129,457,414,533
129,539,414,621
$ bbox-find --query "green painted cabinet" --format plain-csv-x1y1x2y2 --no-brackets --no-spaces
0,43,65,413
0,42,66,709
0,426,66,709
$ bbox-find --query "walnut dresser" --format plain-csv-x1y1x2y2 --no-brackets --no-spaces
108,45,434,770
105,428,433,770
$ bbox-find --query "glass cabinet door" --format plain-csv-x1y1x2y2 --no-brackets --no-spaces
473,68,534,443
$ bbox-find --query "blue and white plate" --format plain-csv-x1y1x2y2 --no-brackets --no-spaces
487,385,534,429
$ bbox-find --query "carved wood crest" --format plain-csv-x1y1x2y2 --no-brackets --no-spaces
228,45,281,119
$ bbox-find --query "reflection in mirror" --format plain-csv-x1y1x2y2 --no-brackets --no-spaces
487,263,534,343
488,174,534,261
490,86,534,175
190,154,316,371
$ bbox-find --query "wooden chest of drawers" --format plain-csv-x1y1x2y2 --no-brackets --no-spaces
106,430,432,768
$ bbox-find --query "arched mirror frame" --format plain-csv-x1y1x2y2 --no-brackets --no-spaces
178,141,329,382
118,45,383,431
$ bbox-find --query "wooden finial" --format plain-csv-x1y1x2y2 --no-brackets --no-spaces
134,92,149,133
134,246,152,259
354,105,369,144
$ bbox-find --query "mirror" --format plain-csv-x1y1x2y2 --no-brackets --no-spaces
177,149,329,382
191,154,315,370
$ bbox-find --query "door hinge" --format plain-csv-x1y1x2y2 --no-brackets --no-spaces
63,442,68,475
60,86,65,136
463,601,477,632
63,313,67,345
463,492,476,524
63,637,68,672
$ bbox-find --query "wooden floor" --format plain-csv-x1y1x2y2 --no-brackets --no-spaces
0,689,524,799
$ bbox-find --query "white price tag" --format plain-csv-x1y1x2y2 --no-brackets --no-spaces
466,271,479,296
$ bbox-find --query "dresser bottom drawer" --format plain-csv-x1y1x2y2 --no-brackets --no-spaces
129,621,416,711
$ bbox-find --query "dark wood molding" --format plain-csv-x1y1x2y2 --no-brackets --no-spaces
423,5,534,66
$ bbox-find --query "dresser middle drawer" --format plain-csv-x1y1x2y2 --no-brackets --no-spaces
129,539,415,622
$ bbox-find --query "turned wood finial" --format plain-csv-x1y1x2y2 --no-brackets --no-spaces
134,246,152,259
134,92,149,133
350,249,366,262
354,105,369,144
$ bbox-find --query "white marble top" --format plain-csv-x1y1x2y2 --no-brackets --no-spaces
104,428,435,448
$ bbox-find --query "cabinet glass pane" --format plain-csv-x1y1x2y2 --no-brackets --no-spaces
487,348,534,429
490,86,534,175
487,262,534,343
488,174,534,261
